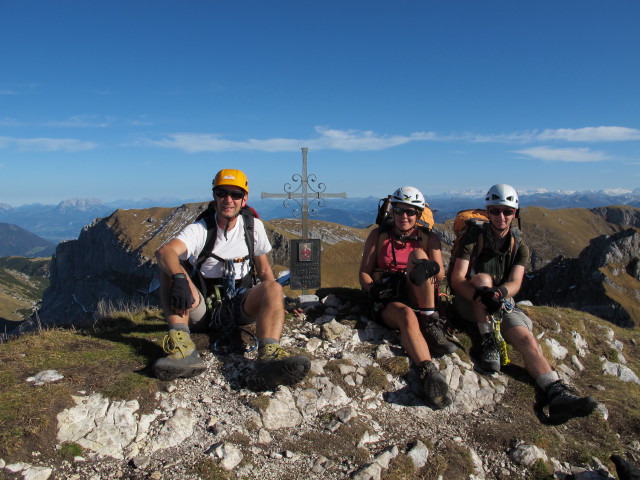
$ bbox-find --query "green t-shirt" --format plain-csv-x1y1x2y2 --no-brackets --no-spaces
456,226,529,285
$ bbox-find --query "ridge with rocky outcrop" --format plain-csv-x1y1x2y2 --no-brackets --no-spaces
520,228,640,327
27,204,640,334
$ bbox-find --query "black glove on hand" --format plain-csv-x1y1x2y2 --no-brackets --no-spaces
170,274,195,311
408,259,440,286
611,454,640,480
474,286,507,314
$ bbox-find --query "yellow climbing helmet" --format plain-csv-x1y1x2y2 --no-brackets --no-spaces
213,169,249,194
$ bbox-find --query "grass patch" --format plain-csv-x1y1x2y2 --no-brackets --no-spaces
361,365,390,390
59,442,84,461
378,356,410,377
0,307,168,462
190,457,236,479
284,418,373,463
528,459,554,480
421,441,474,479
384,454,416,480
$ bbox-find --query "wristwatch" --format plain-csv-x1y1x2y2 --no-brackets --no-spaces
171,273,187,280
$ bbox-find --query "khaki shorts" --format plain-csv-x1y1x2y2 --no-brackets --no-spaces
188,290,255,332
453,295,533,332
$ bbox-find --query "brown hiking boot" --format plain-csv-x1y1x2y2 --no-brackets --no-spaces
419,312,457,357
246,344,311,391
546,380,597,424
418,361,453,410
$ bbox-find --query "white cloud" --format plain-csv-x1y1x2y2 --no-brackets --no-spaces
514,146,610,162
0,136,98,152
45,115,115,128
536,126,640,142
146,124,640,154
148,126,440,153
0,117,24,126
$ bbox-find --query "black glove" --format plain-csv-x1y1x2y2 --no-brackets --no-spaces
170,274,195,311
408,259,440,286
474,286,507,314
611,454,640,480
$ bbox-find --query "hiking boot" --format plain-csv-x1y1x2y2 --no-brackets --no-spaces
246,344,311,391
479,333,501,373
153,329,207,381
419,313,457,357
546,380,598,424
418,361,453,409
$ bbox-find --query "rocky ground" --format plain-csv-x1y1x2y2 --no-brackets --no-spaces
2,294,639,480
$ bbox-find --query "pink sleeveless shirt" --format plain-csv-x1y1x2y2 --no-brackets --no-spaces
377,235,423,273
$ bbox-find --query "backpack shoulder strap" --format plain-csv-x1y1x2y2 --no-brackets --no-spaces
507,226,522,268
195,213,218,271
418,225,431,252
241,206,256,271
462,221,486,276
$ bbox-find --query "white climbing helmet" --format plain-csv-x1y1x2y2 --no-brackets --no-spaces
484,184,519,210
391,186,425,210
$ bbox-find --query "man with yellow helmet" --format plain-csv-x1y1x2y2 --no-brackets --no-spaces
153,169,310,390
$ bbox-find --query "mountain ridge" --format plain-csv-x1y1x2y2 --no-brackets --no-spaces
2,189,640,242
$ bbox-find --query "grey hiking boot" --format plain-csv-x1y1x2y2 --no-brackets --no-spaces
246,344,311,391
418,361,453,409
419,312,457,356
479,332,501,373
546,380,598,424
153,329,206,381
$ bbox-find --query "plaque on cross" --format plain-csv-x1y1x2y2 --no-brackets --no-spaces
261,147,347,291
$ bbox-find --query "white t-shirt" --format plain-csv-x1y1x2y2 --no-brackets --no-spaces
175,214,272,279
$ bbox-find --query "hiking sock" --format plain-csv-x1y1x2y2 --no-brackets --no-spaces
258,337,279,349
536,371,560,391
170,323,190,333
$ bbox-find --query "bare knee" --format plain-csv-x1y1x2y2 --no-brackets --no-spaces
396,308,420,332
470,273,493,288
507,329,540,354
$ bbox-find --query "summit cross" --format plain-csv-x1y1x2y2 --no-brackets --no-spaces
260,147,347,240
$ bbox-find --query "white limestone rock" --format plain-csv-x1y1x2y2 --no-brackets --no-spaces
26,370,64,386
601,359,640,384
407,440,429,468
148,407,196,454
509,442,549,466
259,386,303,430
545,338,569,360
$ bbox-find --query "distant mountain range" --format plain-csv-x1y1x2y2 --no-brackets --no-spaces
1,188,639,243
0,223,56,257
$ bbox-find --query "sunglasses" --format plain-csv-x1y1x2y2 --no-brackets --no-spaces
392,206,419,217
214,188,245,200
488,208,515,217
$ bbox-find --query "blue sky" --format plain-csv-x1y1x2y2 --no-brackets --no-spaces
1,0,639,206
